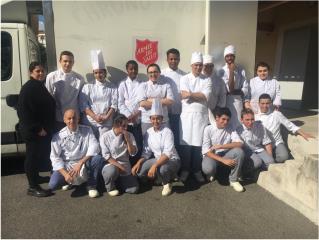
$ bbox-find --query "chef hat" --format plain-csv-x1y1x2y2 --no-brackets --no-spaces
150,98,163,116
203,54,213,65
191,52,203,64
224,45,236,57
91,49,106,70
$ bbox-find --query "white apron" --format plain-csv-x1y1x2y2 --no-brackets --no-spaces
226,95,242,129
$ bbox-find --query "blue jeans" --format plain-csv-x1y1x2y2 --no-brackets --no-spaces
48,155,105,190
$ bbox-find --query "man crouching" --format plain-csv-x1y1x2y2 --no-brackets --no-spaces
48,109,104,198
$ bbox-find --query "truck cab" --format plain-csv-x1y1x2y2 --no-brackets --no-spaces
1,22,40,155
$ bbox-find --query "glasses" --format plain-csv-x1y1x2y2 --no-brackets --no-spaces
148,71,159,74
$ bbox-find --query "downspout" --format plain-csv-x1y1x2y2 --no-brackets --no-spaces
205,0,211,54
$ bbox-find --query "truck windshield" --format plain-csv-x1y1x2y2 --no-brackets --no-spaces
1,31,12,81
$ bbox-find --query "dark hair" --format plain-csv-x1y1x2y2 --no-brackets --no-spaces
166,48,180,57
113,114,128,127
147,63,161,73
126,60,138,70
59,50,74,60
255,61,270,72
213,107,232,118
29,61,43,72
241,108,255,118
259,93,272,102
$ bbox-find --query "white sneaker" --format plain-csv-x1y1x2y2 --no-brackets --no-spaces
208,176,215,182
162,183,172,196
230,181,245,192
62,184,72,191
179,171,189,182
108,189,119,197
88,189,99,198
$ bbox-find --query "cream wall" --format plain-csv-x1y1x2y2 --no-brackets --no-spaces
52,1,205,82
208,1,258,80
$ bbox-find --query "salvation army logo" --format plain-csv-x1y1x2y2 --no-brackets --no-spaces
135,39,158,66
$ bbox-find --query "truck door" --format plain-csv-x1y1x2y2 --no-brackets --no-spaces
1,29,22,154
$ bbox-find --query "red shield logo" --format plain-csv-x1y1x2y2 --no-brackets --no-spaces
135,39,158,66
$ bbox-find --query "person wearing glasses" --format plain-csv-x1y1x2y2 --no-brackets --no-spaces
137,63,174,136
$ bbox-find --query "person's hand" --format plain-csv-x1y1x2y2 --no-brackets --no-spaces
69,162,83,177
64,173,73,184
210,145,222,151
244,101,251,110
131,162,141,176
94,114,104,123
181,91,191,99
301,132,316,141
227,63,235,72
38,128,47,137
122,130,130,142
221,158,237,167
147,164,157,179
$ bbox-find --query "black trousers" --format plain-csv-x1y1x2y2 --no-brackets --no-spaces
24,135,51,187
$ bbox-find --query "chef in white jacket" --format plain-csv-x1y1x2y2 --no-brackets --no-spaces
100,114,139,197
179,52,212,183
118,60,144,164
79,50,117,139
137,63,174,135
202,54,227,125
161,48,186,146
246,62,281,113
132,99,180,196
48,109,104,198
218,45,248,129
256,94,315,163
46,51,85,131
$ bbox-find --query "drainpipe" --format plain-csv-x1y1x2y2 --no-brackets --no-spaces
205,0,211,54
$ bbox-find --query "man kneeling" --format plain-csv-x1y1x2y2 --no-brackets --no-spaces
202,107,245,192
49,109,103,198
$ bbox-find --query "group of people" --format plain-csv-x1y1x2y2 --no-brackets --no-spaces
17,45,314,198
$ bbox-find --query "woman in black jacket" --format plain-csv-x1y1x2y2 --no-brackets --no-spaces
17,62,56,197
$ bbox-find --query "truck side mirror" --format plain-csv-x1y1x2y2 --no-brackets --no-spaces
6,94,19,110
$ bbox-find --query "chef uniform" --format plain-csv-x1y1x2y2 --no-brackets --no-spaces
179,52,212,181
247,76,281,113
161,67,185,146
118,74,143,164
46,62,85,131
218,45,248,129
79,50,118,139
256,109,299,163
48,124,103,191
137,99,180,186
237,120,274,172
202,54,227,125
137,75,174,135
202,122,244,182
100,128,139,194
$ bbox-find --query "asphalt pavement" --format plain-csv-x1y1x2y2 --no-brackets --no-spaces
1,156,318,239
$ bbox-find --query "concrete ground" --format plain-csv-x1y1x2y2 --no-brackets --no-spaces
1,159,318,239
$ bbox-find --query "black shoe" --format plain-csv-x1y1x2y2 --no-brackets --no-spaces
27,186,51,197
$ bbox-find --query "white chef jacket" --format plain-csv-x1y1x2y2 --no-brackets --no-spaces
46,69,85,122
161,67,185,115
179,73,212,146
218,64,248,95
142,126,179,160
118,76,143,123
79,79,117,128
50,125,100,171
236,121,271,153
256,110,300,146
247,76,281,113
202,122,242,155
137,76,174,123
100,129,137,176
